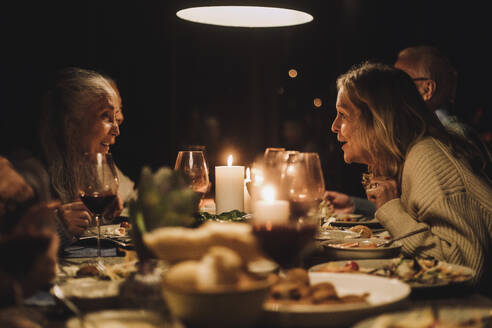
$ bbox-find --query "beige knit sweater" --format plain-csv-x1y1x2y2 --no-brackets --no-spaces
376,137,492,288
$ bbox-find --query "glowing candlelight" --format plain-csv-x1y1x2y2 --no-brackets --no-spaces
253,185,289,224
215,154,244,214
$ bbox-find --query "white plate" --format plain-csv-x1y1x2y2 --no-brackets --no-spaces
353,305,492,328
66,309,166,328
315,229,360,241
84,224,128,237
309,259,475,289
56,277,122,299
262,272,410,328
321,239,402,260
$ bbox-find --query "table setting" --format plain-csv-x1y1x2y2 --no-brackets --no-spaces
14,147,491,328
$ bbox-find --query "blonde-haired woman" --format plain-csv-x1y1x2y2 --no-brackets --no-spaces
331,61,492,292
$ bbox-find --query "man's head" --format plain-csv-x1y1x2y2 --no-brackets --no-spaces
394,45,457,112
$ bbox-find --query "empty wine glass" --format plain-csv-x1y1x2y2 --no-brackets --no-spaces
79,152,119,259
174,150,210,201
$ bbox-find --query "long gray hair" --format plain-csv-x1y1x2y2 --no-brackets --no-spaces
39,67,119,202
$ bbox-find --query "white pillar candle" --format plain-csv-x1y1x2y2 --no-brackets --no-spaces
253,186,289,224
215,155,244,214
244,167,252,213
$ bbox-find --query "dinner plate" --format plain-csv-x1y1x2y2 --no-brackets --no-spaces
352,305,492,328
261,272,410,328
84,224,129,238
54,277,122,310
309,259,475,289
320,239,402,260
315,229,360,241
66,309,167,328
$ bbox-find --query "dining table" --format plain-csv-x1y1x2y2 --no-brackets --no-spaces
10,216,492,328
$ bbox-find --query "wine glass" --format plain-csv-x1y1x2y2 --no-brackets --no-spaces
252,152,324,270
264,147,285,166
174,150,210,202
79,152,119,259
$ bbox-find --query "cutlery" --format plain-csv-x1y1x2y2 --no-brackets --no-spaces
376,227,428,247
52,285,92,328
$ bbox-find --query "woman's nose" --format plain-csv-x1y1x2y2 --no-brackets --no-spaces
111,123,120,136
331,117,339,133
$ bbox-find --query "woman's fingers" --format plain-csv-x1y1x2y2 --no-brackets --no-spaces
58,201,92,236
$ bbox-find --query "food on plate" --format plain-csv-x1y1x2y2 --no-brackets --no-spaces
330,241,378,249
319,199,335,218
120,221,131,229
76,264,101,277
314,257,473,285
266,268,369,305
363,306,487,328
164,246,271,292
349,225,373,238
75,261,137,280
143,221,262,263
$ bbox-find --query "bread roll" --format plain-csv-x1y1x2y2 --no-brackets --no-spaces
143,222,261,263
164,260,200,289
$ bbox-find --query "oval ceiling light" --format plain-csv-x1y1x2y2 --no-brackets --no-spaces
176,6,313,28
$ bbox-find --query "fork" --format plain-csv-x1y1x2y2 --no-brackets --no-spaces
52,285,91,328
376,227,429,247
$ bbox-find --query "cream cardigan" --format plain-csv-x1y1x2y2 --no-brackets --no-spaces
376,137,492,289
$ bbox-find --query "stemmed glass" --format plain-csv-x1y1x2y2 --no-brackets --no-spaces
174,150,210,203
79,152,119,259
252,152,325,270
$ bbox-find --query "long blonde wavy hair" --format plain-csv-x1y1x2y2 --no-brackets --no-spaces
336,61,490,187
39,67,120,202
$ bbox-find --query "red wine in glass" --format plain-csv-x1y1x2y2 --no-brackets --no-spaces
79,152,119,259
80,192,117,216
252,222,317,269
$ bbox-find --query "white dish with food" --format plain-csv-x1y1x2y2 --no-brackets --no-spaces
309,258,475,289
66,309,166,328
353,305,492,328
321,238,402,260
315,229,360,241
262,272,410,328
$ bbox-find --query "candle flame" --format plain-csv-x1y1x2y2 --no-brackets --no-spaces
227,155,233,166
261,185,276,202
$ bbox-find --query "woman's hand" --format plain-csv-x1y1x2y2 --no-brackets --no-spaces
324,190,355,214
57,201,91,237
365,177,398,209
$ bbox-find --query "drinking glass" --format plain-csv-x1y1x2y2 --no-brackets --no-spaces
174,150,210,200
252,152,324,270
79,153,119,259
264,147,285,166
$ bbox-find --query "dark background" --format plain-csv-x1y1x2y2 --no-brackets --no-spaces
1,0,491,198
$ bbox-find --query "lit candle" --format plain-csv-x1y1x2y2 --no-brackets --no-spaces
215,155,244,214
253,186,289,224
244,167,252,213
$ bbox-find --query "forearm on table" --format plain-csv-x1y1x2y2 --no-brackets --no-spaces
375,198,463,263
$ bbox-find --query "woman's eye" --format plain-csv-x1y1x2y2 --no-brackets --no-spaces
102,112,112,121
